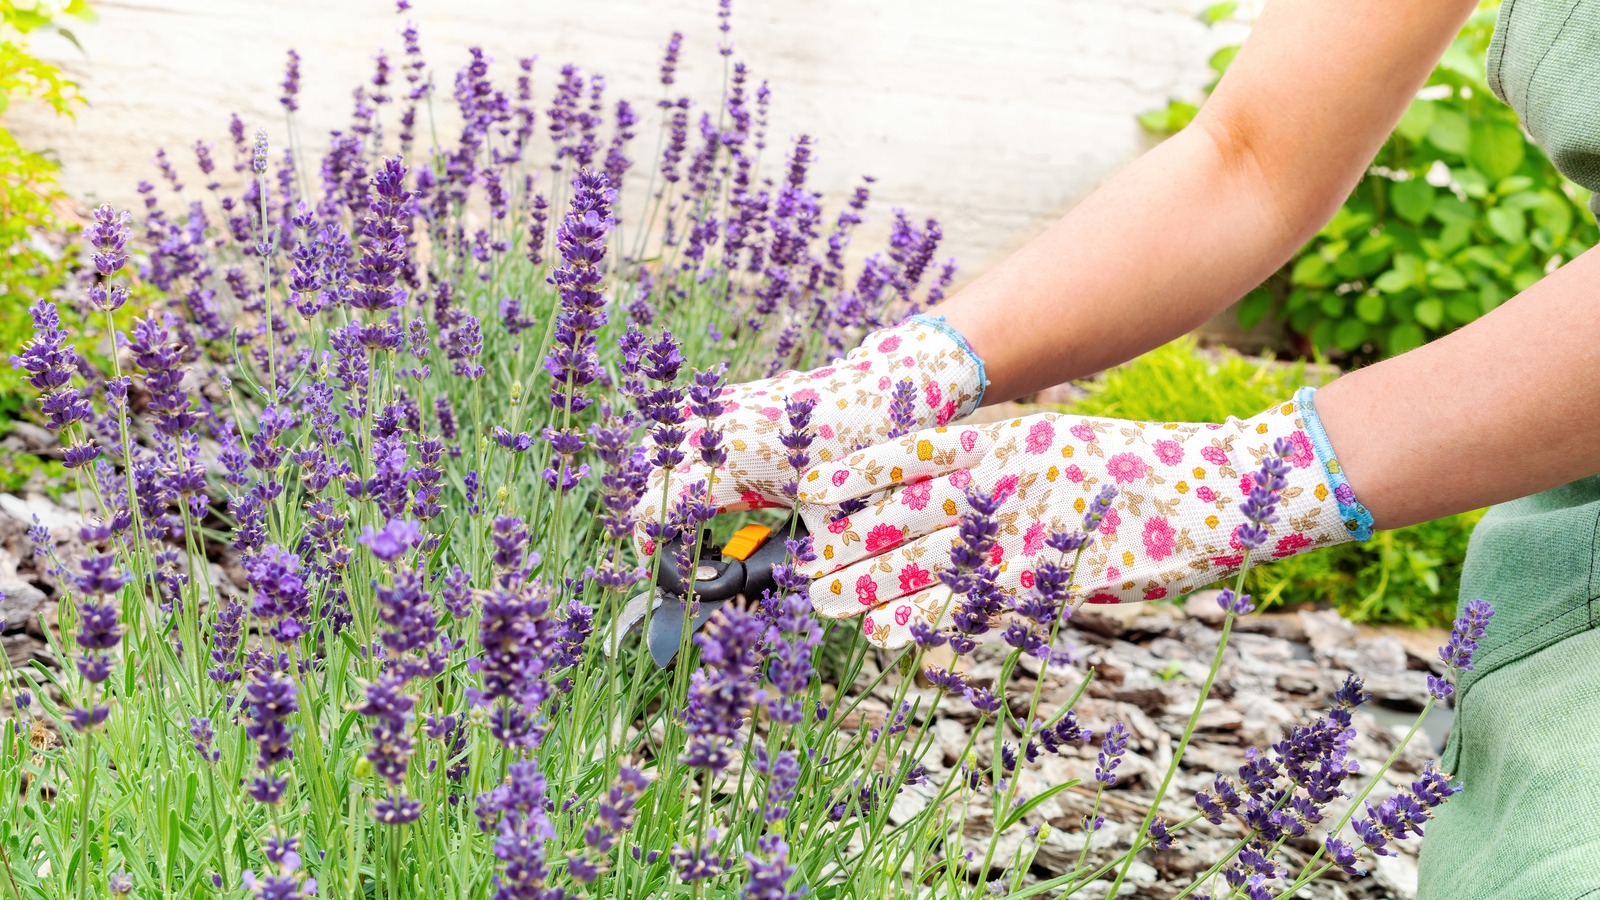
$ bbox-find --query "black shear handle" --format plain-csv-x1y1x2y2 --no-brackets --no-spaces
656,527,746,602
654,520,810,604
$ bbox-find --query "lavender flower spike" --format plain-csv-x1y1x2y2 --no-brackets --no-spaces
1236,438,1294,551
1430,598,1494,699
543,170,616,415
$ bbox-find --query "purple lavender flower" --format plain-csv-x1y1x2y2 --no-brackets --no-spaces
743,834,799,900
243,668,298,804
1147,818,1174,850
1324,835,1365,876
350,157,413,311
243,832,317,900
244,545,311,643
543,170,615,415
476,760,559,900
659,31,684,86
681,606,767,773
1235,438,1294,551
359,673,418,819
1095,721,1130,786
280,49,302,112
358,518,423,562
1082,484,1118,533
1438,598,1493,672
11,300,92,431
251,128,269,177
672,828,730,882
189,716,220,763
717,0,734,56
941,487,1006,643
1216,587,1256,616
88,203,131,278
764,591,821,724
887,378,917,439
127,314,196,437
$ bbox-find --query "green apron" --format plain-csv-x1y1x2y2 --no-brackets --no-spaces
1416,4,1600,896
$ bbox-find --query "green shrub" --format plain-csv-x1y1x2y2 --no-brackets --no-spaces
0,0,93,422
1144,2,1598,362
1065,337,1477,627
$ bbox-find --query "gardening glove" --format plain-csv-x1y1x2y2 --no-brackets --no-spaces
795,387,1374,649
630,315,987,558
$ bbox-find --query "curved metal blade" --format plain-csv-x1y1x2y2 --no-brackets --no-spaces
646,597,729,668
602,589,662,657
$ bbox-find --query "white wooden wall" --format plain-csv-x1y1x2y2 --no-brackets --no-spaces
12,0,1230,286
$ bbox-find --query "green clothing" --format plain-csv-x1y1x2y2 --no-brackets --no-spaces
1483,0,1600,214
1417,480,1600,899
1416,6,1600,896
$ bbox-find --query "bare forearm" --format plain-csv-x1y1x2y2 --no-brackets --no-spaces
1317,246,1600,529
936,125,1305,402
935,0,1474,404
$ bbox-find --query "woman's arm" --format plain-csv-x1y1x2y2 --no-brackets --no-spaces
937,0,1478,401
1316,250,1600,530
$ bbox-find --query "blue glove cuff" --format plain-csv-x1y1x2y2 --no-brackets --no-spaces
1293,385,1375,542
910,314,988,409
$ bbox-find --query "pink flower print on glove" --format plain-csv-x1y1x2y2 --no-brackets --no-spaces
1153,439,1183,465
1105,453,1147,484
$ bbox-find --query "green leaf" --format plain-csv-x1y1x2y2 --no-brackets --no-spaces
1237,289,1271,331
1414,298,1444,329
1497,175,1535,194
1209,45,1239,75
999,780,1082,831
1139,101,1198,135
1199,2,1239,25
1532,190,1574,243
1427,108,1471,156
1354,292,1386,324
1428,265,1467,290
1319,294,1345,317
1389,322,1426,354
1438,221,1473,254
1310,317,1337,351
1445,295,1481,325
1454,166,1489,198
1479,282,1508,313
1486,206,1526,244
1334,318,1368,351
1374,270,1412,294
1290,253,1335,288
1431,194,1477,226
1470,120,1527,182
1390,178,1434,224
1394,100,1436,144
166,808,182,881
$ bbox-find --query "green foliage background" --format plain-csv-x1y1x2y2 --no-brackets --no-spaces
1,0,93,421
1143,2,1598,361
1066,337,1480,627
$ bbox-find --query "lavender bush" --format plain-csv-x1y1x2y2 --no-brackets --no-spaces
0,4,1483,897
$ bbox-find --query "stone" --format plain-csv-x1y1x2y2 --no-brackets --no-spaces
1184,589,1227,625
0,549,49,632
1373,850,1419,898
0,493,81,535
1299,608,1359,656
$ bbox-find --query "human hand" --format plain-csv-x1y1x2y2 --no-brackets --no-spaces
629,315,986,558
796,388,1372,649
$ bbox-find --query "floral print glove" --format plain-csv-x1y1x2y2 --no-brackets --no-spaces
795,387,1373,649
631,315,986,557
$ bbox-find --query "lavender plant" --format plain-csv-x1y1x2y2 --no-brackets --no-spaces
0,4,1481,898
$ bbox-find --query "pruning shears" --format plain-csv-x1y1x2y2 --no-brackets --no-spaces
609,519,808,667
